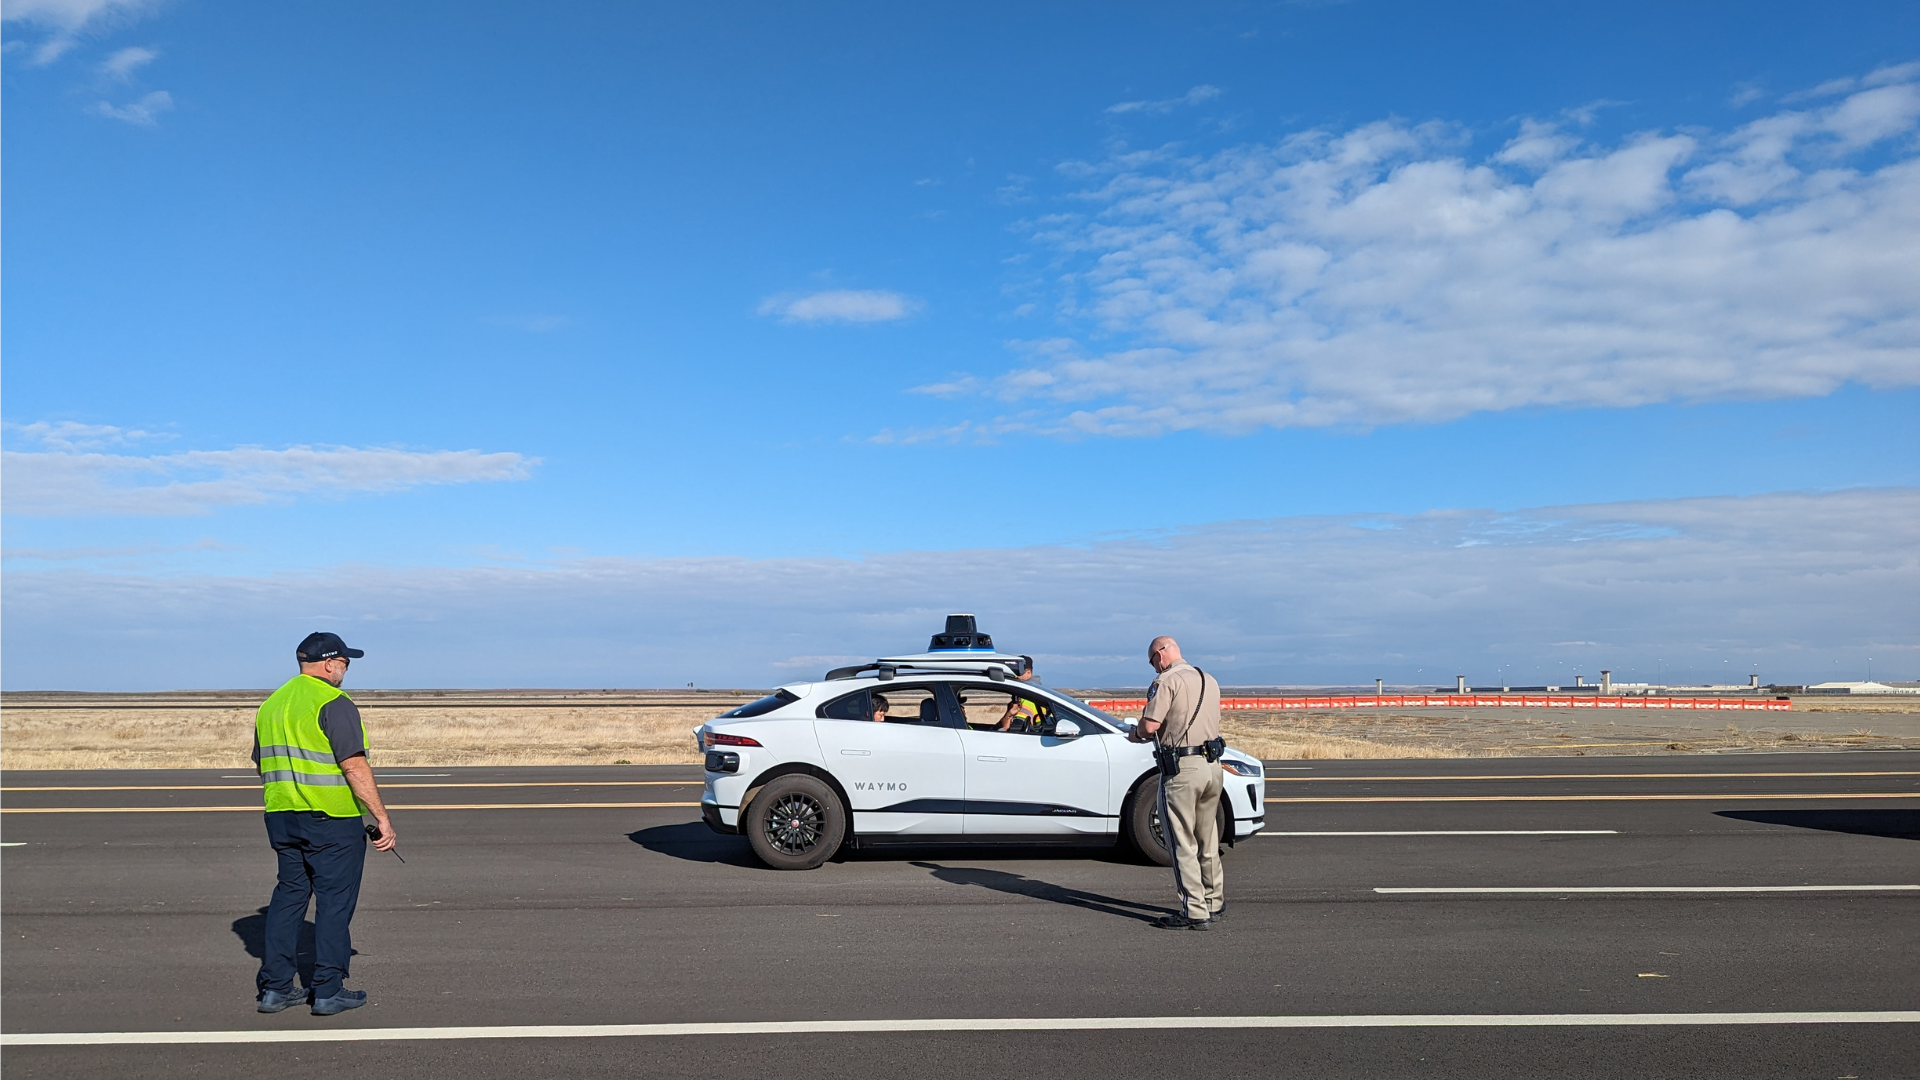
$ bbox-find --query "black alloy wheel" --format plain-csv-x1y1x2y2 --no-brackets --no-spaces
1124,777,1234,867
745,774,848,870
764,792,825,855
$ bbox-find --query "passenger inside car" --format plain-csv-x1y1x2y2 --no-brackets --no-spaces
869,693,888,722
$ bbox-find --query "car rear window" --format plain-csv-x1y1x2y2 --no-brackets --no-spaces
817,684,944,724
720,689,800,718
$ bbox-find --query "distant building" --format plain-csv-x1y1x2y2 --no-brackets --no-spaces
1806,681,1920,695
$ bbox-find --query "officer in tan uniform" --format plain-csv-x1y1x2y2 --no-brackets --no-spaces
1132,635,1224,930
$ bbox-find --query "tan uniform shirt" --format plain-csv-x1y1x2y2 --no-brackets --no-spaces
1142,661,1221,747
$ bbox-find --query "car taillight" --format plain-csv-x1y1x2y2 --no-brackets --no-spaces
706,732,762,747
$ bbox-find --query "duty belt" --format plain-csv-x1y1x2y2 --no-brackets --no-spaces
1161,744,1213,758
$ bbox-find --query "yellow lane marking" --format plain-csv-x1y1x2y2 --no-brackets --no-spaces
1267,771,1920,783
1,781,701,792
1265,793,1920,804
0,802,701,814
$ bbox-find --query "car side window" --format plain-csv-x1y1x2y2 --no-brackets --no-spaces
818,690,870,721
816,685,944,724
953,686,1054,735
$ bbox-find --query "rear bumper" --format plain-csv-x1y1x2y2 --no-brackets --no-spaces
701,803,738,835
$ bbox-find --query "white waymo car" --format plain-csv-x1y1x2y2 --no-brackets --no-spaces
697,617,1266,870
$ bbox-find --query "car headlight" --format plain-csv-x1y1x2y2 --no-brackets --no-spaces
1220,758,1262,777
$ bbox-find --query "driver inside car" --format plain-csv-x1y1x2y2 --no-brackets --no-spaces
995,666,1049,734
869,693,889,722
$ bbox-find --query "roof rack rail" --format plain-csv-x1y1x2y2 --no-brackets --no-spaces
824,660,1024,682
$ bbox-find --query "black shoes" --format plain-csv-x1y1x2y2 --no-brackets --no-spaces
1151,913,1212,930
256,986,308,1013
311,988,368,1016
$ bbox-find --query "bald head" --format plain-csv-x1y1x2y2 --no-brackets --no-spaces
1148,636,1182,673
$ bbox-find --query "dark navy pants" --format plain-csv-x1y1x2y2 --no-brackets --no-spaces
259,811,366,1000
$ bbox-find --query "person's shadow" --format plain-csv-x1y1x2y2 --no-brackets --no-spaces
627,822,764,867
232,906,348,989
910,862,1167,922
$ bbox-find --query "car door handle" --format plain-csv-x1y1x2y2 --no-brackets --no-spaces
975,755,1007,762
840,749,871,756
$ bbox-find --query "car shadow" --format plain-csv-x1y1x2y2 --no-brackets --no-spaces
910,861,1167,922
626,822,764,867
1716,809,1920,840
231,905,339,990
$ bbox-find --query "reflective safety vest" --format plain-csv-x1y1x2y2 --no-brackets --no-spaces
256,674,366,818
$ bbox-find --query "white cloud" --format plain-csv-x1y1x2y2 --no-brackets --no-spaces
3,488,1913,691
1107,85,1223,116
2,0,163,65
1,427,537,517
4,419,166,450
97,42,151,78
89,88,170,125
957,69,1920,437
758,289,921,324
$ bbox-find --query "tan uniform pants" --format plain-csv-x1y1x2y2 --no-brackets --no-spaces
1159,755,1224,920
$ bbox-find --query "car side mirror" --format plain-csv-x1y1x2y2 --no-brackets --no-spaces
1051,718,1081,739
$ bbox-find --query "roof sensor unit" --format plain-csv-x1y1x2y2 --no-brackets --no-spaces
928,613,993,652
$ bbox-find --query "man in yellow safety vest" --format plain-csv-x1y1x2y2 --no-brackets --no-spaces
253,632,396,1016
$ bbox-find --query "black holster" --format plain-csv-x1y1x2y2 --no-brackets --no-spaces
1153,746,1180,779
1202,737,1225,763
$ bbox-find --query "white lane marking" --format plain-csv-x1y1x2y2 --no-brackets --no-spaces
0,842,27,847
5,1012,1915,1045
375,773,453,777
1375,886,1920,894
1263,830,1619,837
1268,771,1920,783
1268,767,1313,771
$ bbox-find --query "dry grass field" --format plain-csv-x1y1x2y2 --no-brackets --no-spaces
1,701,1467,770
4,693,1913,770
0,705,719,771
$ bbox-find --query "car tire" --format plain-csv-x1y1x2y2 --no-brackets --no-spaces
745,774,847,871
1123,779,1173,867
1125,777,1235,865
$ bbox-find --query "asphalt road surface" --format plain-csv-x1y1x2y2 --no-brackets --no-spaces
4,753,1917,1079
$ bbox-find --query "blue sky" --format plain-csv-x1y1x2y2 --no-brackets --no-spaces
4,0,1917,689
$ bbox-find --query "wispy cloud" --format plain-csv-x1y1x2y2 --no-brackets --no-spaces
944,65,1920,438
3,488,1912,690
2,0,163,65
1,425,537,517
97,42,152,78
758,289,921,324
1106,84,1223,115
88,87,170,125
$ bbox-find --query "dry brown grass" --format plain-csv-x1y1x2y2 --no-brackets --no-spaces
9,695,1908,770
0,705,721,770
1217,717,1474,759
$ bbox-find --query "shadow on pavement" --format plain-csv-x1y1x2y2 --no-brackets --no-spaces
911,862,1167,922
627,822,763,867
1716,808,1920,840
230,906,324,987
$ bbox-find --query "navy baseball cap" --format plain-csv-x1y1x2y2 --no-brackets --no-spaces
296,632,365,663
